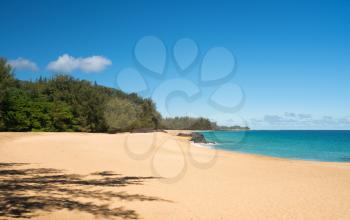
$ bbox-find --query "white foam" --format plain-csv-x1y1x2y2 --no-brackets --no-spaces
191,141,216,149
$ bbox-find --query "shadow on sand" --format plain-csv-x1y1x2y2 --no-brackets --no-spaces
0,163,170,219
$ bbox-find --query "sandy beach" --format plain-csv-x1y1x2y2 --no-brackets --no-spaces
1,131,350,220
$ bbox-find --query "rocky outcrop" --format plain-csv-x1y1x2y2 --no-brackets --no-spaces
190,132,210,143
177,132,192,137
176,131,214,144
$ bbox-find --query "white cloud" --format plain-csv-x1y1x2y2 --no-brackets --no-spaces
251,113,350,129
47,54,112,73
8,58,39,72
297,113,312,119
340,116,350,124
284,112,296,118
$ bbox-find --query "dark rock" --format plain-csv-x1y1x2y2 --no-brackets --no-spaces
131,128,166,133
177,133,192,137
190,132,209,143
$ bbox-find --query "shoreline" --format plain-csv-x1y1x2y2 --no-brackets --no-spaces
190,130,350,164
192,142,350,165
1,132,350,219
1,130,349,165
191,140,350,166
2,130,349,165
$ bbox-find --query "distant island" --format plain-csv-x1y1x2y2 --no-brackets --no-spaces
0,58,248,133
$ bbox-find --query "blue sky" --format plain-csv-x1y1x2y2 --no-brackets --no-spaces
1,0,350,129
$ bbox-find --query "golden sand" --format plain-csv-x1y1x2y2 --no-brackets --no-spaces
1,132,350,219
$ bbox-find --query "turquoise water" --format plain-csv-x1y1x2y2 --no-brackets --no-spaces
200,130,350,162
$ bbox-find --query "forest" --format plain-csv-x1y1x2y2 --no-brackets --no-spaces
0,58,248,132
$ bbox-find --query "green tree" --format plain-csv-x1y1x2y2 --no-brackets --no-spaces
49,101,75,131
0,58,162,132
2,88,32,131
28,100,53,131
104,97,141,132
0,58,16,130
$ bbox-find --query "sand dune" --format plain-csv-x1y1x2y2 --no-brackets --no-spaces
1,132,350,219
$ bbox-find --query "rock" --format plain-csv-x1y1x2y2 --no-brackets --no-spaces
131,128,166,133
190,132,208,143
177,133,192,137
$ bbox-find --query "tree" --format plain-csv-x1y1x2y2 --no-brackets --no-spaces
0,58,207,132
49,101,75,131
104,97,141,132
2,88,32,131
160,116,216,130
0,58,16,130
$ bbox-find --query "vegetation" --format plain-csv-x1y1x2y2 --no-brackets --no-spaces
160,116,249,130
0,58,160,132
215,125,250,130
0,58,249,132
160,117,216,130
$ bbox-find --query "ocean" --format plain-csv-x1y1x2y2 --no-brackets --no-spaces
200,130,350,162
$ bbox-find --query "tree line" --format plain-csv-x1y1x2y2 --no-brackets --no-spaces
0,58,248,132
160,117,249,130
0,58,161,132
